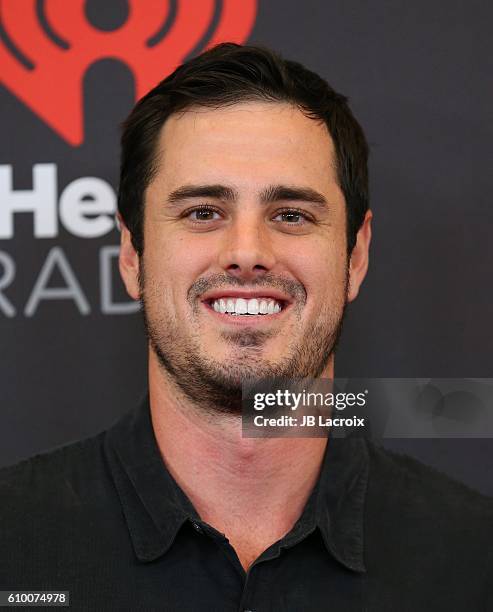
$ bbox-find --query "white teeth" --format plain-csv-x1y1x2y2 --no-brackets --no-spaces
210,297,283,315
235,298,248,314
247,298,259,314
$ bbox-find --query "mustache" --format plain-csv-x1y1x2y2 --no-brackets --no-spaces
188,273,307,305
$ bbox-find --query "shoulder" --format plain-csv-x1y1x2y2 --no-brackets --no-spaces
0,431,112,521
0,427,134,589
364,439,493,516
363,439,493,583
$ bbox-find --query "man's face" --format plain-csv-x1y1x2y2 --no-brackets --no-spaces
121,102,368,413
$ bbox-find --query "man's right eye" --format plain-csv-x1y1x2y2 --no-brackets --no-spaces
185,206,222,222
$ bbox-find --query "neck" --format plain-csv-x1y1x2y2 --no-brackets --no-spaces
148,350,333,569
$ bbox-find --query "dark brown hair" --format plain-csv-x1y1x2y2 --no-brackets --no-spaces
118,43,369,255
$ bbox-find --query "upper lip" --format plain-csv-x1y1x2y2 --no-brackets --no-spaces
201,289,292,304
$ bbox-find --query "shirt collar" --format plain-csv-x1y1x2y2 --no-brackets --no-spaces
105,395,199,562
105,396,368,572
315,432,368,572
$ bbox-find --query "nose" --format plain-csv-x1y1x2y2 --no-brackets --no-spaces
217,212,276,281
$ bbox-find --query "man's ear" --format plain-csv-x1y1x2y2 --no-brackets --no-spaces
347,209,372,302
118,214,141,301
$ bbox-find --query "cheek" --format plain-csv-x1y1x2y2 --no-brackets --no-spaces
147,232,206,273
289,238,347,301
144,235,213,301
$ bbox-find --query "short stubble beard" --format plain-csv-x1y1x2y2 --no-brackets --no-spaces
139,262,348,416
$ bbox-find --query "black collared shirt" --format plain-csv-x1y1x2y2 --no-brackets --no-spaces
1,397,492,611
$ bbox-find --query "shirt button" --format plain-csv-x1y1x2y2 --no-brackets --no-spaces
192,522,203,533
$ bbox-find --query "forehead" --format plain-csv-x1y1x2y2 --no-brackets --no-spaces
151,102,339,193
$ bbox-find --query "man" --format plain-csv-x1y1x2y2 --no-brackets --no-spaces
1,44,492,611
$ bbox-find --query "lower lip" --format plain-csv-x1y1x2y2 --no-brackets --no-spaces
201,301,290,325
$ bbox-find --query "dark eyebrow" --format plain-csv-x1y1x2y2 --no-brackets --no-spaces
259,185,329,209
167,184,237,204
166,183,329,209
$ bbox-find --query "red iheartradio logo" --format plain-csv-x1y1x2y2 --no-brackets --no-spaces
0,0,257,146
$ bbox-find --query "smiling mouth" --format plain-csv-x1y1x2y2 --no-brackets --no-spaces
204,296,289,317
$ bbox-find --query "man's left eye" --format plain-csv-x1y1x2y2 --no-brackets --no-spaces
272,209,310,224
